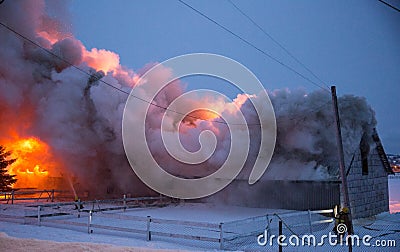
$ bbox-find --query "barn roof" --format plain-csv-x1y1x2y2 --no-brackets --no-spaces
372,128,394,175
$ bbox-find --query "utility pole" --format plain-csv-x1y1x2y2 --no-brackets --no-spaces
331,86,353,252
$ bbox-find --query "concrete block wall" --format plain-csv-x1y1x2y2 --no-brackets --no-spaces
346,148,389,219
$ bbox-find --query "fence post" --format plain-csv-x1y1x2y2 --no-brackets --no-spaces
51,189,54,202
219,222,224,250
78,199,81,218
278,220,282,252
266,215,271,239
37,205,41,226
11,190,14,204
123,194,126,211
88,210,93,233
146,216,151,241
308,210,313,234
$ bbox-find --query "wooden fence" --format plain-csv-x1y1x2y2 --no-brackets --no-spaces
37,203,333,250
221,209,335,249
0,197,334,250
0,189,63,204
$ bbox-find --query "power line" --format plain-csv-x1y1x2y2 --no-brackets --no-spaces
227,0,329,89
0,21,256,126
0,21,224,123
177,0,331,93
0,21,332,127
378,0,400,13
0,22,130,96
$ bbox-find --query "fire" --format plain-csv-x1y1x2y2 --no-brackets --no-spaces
18,165,49,176
4,137,59,189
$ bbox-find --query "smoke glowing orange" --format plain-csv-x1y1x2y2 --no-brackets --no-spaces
182,109,220,127
83,48,120,73
188,109,220,120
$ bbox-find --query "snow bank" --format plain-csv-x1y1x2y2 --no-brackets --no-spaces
0,232,189,252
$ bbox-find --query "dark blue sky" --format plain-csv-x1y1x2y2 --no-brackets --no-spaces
68,0,400,153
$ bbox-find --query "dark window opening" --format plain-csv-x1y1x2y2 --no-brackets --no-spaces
360,132,370,175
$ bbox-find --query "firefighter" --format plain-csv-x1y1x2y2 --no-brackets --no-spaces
333,206,351,241
73,195,84,210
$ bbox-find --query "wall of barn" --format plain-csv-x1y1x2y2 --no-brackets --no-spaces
346,148,390,219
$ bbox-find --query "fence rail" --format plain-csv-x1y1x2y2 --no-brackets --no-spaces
389,173,400,179
84,209,223,247
0,189,65,204
222,208,334,250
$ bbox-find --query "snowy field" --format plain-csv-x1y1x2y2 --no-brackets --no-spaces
0,232,189,252
0,201,399,252
0,202,282,251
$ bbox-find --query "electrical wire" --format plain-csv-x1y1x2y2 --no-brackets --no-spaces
0,20,332,126
378,0,400,13
227,0,329,89
177,0,331,93
0,21,258,126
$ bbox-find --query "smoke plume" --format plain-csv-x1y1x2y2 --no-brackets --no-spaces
0,1,377,199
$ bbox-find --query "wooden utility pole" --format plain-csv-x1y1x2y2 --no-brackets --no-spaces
331,86,353,251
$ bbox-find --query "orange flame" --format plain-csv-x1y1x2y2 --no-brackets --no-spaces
4,137,59,189
18,165,49,176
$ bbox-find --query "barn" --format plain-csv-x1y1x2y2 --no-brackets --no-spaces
205,128,393,219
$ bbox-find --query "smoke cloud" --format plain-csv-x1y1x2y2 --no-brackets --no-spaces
0,1,377,199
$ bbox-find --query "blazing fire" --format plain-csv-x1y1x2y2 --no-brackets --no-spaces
4,137,60,189
0,1,255,196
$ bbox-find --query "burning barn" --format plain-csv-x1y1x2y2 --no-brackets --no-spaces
0,1,150,198
0,1,392,220
200,89,394,219
209,128,393,219
345,129,393,218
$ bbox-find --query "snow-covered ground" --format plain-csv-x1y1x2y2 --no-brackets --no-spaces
0,201,399,251
1,175,399,252
0,202,281,251
0,232,189,252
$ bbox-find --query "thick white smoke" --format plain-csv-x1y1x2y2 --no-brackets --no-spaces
0,1,377,198
265,89,376,180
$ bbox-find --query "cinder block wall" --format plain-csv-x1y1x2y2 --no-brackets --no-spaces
346,148,389,219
